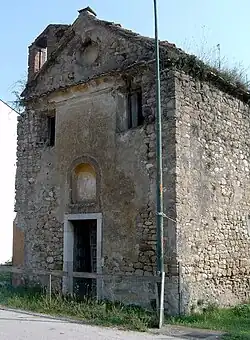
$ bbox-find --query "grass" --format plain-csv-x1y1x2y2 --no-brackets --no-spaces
0,272,11,284
0,285,157,331
167,304,250,340
0,279,249,337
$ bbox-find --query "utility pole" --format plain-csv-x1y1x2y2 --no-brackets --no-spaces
153,0,165,329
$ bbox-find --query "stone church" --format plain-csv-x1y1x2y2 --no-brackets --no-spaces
14,6,250,314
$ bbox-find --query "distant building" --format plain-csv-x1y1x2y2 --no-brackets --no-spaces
0,100,17,264
15,7,250,314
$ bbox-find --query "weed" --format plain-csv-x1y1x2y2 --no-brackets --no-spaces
0,286,156,331
167,303,250,340
232,304,250,318
180,28,250,93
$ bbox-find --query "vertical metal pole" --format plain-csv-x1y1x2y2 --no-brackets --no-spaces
153,0,165,329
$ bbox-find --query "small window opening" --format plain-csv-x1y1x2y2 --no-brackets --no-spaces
34,37,47,72
38,48,47,69
128,89,143,129
48,116,55,147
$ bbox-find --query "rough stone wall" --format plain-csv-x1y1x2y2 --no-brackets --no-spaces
175,71,250,313
15,109,63,272
140,68,179,313
12,219,24,287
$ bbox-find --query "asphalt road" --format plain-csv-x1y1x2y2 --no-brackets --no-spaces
0,309,184,340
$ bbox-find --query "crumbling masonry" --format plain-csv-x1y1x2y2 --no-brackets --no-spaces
14,6,250,314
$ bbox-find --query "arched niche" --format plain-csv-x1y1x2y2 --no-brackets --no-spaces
72,163,97,203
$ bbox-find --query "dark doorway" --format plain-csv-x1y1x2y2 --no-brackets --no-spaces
72,220,97,299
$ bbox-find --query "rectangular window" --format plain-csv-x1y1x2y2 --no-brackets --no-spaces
38,48,47,69
48,115,55,147
128,89,143,129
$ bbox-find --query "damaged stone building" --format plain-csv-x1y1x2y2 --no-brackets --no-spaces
14,6,250,314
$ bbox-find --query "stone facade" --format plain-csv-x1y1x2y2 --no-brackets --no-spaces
14,7,250,314
175,71,250,312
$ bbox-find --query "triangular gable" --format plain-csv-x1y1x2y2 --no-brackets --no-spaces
23,9,180,99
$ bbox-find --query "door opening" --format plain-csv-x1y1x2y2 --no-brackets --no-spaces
72,219,97,299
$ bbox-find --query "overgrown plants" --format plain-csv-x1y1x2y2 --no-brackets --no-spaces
0,285,157,331
168,303,250,340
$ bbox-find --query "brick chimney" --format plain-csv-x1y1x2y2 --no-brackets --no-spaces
27,24,69,81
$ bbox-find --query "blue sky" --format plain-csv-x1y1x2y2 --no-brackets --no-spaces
1,0,250,105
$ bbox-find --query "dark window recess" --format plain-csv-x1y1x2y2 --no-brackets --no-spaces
48,116,55,146
128,90,143,129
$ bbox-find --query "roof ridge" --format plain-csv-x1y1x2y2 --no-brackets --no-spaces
88,14,179,52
